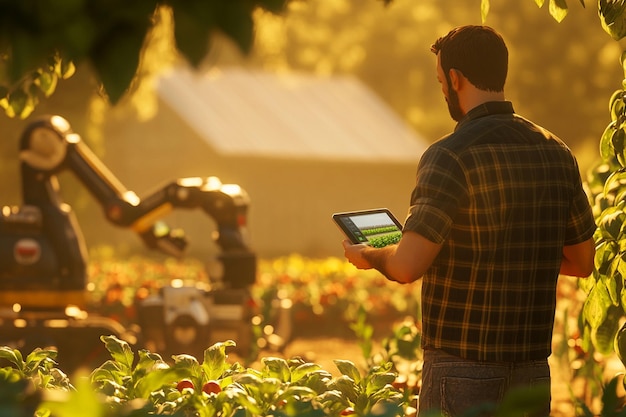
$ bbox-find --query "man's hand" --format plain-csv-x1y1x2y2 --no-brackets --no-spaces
342,239,373,270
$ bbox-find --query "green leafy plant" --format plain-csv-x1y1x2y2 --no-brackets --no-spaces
72,335,410,417
0,346,72,391
574,374,626,417
578,49,626,368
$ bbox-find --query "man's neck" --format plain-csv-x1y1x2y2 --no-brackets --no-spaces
461,89,505,115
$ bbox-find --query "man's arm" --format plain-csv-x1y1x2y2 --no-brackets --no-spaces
560,237,595,277
342,231,442,283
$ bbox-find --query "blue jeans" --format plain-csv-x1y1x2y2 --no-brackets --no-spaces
418,349,551,417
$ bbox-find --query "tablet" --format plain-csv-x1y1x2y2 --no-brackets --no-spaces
332,208,403,248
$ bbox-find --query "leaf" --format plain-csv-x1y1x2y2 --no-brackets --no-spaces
24,348,58,376
291,362,322,383
605,258,621,304
223,385,264,414
599,0,626,40
614,126,626,167
591,305,621,354
172,353,199,368
58,58,76,80
548,0,568,22
317,389,350,413
171,1,214,67
7,30,47,84
34,71,58,97
135,349,166,374
42,376,107,417
7,89,34,119
615,322,626,365
258,377,282,397
595,240,618,275
334,359,361,383
494,383,550,417
602,376,626,417
91,360,123,384
277,385,317,402
202,340,235,381
579,270,597,295
328,375,358,402
601,121,618,162
481,0,490,23
583,280,613,329
364,372,396,395
215,2,255,54
233,372,264,394
0,347,24,371
610,89,626,122
604,170,626,199
619,279,626,315
297,369,334,394
171,353,202,387
89,25,146,104
134,367,188,398
258,0,288,14
261,357,291,382
100,335,134,371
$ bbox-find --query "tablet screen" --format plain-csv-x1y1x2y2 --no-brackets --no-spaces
332,208,403,248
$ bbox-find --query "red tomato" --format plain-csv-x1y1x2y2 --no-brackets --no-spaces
176,379,194,392
202,380,221,394
340,407,355,416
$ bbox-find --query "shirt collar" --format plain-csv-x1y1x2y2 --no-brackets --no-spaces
454,101,515,132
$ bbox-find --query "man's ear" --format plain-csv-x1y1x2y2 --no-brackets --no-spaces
448,68,463,91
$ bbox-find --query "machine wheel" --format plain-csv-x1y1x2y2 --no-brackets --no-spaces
165,314,210,359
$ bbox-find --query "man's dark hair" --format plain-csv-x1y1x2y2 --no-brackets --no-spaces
431,25,508,92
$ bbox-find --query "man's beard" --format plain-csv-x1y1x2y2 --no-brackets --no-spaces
446,86,464,122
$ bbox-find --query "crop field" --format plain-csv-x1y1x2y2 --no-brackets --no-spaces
0,250,621,416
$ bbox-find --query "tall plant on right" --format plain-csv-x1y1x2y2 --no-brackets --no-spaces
578,0,626,370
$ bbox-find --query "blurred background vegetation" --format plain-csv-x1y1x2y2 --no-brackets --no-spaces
0,0,621,254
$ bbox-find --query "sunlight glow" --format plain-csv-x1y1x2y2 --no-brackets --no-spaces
178,177,205,187
221,184,242,196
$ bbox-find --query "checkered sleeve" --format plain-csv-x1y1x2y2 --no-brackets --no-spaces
403,146,466,243
565,159,596,245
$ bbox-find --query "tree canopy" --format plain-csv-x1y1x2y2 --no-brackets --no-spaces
0,0,288,118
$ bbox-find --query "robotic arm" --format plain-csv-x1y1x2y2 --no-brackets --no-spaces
18,115,255,289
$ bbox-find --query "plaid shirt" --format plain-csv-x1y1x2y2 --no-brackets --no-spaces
404,101,596,362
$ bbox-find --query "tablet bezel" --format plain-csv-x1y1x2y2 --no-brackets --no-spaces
332,208,403,246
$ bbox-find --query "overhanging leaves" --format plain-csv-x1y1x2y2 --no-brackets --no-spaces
0,0,289,114
599,0,626,40
549,0,568,22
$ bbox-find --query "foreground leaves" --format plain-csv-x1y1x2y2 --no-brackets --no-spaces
0,334,603,417
87,335,406,417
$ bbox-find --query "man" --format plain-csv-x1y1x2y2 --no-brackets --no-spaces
342,25,596,416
